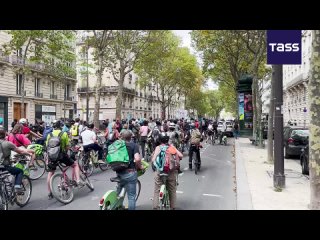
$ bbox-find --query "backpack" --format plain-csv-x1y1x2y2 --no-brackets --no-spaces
190,129,201,144
106,140,130,171
47,131,64,162
153,145,178,173
70,125,79,136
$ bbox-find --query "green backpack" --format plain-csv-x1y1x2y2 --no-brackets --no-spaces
106,140,130,171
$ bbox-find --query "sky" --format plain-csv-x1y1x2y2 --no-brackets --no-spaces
172,30,218,90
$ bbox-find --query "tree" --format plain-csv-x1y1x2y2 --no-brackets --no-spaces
309,30,320,209
206,90,224,120
81,30,113,127
2,30,75,119
135,31,203,119
107,30,153,119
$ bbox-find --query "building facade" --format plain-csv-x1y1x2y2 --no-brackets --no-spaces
76,33,186,122
283,30,311,127
0,31,77,130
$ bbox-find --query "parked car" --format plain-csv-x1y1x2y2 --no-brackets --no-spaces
300,144,309,175
283,126,309,158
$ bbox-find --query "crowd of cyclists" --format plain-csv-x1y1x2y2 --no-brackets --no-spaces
0,115,235,210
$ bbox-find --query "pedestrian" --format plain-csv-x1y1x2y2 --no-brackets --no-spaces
233,121,239,139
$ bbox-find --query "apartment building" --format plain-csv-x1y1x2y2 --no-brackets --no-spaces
282,30,311,127
0,31,77,130
76,33,186,122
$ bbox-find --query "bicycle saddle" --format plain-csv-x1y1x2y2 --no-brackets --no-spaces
110,177,121,183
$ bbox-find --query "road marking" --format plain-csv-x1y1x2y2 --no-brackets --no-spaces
91,196,99,201
203,194,223,198
176,191,183,194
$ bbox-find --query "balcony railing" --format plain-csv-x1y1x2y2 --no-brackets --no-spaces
64,96,73,101
0,52,76,79
50,94,58,99
16,90,27,96
77,86,135,95
35,92,43,98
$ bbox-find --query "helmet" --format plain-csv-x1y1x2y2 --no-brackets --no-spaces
27,144,43,156
52,120,61,129
19,118,27,125
169,123,175,129
156,121,161,126
88,123,94,129
160,132,169,143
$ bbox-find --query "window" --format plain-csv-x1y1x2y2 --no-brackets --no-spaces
50,81,55,95
35,78,41,95
65,84,71,100
16,48,22,57
16,74,22,95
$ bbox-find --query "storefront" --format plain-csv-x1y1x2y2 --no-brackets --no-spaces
35,104,56,125
0,96,8,130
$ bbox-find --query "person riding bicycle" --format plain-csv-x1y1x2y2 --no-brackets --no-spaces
150,121,162,149
70,118,80,145
0,128,32,192
186,123,202,170
139,120,150,159
151,132,183,210
19,118,41,140
114,130,143,210
81,123,104,164
7,124,36,168
46,120,84,200
219,121,227,144
206,122,215,143
167,122,180,149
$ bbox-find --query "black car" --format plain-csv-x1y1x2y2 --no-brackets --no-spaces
283,126,309,159
300,144,309,175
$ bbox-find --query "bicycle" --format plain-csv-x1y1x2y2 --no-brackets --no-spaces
99,160,149,210
49,161,94,204
158,171,179,210
207,130,215,145
0,161,32,210
191,144,201,175
78,144,109,177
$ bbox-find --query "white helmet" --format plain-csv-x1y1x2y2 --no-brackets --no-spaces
169,122,175,128
19,118,27,125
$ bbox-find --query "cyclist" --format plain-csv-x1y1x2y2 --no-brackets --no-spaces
46,120,84,200
7,124,36,168
151,132,183,210
81,123,104,164
206,121,215,143
186,123,202,170
0,128,32,192
115,130,143,210
19,118,41,140
139,120,149,159
168,122,180,149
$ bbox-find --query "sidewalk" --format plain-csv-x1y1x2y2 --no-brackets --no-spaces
235,137,310,210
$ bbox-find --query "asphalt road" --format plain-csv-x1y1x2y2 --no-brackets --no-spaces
12,138,236,210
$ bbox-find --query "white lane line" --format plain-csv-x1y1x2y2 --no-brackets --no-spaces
176,191,183,194
203,194,223,198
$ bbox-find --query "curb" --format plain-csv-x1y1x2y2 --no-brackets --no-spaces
235,139,253,210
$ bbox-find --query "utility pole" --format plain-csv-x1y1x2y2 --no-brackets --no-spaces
86,39,89,122
273,64,285,189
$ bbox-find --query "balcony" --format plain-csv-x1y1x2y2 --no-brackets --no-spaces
35,92,43,98
77,86,135,95
50,94,58,99
65,96,73,101
0,51,10,63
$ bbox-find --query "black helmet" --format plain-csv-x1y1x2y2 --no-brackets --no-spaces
159,132,169,144
52,120,62,129
88,123,94,129
156,121,161,126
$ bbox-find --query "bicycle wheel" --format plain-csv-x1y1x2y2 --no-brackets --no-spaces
50,173,74,204
165,191,170,210
99,162,110,171
29,159,46,180
135,179,141,201
80,173,94,191
0,185,8,210
193,152,198,175
79,155,94,177
15,175,32,207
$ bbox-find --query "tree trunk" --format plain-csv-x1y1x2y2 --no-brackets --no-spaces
252,78,257,138
309,30,320,209
93,54,103,128
116,67,125,119
257,81,263,147
20,72,25,118
268,71,275,163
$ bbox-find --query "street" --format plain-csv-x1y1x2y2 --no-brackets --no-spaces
11,138,236,210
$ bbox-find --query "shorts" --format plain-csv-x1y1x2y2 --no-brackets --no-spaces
47,152,75,172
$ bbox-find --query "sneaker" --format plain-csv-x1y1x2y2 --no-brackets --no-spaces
98,159,105,164
14,185,23,192
48,193,53,200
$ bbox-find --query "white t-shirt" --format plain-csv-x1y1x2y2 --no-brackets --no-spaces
81,130,96,146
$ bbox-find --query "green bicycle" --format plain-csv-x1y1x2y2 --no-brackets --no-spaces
99,160,148,210
158,172,179,210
